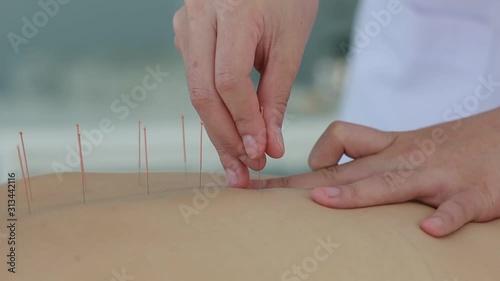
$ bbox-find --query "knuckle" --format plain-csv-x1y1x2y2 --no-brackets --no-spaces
376,172,403,193
327,121,347,142
447,198,469,224
183,0,212,26
215,70,239,94
173,9,186,53
320,166,340,181
173,8,184,35
189,86,214,112
215,138,244,156
308,155,319,171
270,95,289,127
474,180,498,220
184,0,204,10
265,176,290,188
232,114,253,133
344,183,359,200
277,176,290,188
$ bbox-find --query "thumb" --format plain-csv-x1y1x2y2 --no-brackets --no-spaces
420,190,483,237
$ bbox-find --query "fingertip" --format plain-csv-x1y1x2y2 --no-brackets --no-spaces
220,156,251,188
307,154,325,171
254,154,267,172
420,217,448,238
265,126,285,159
231,167,250,189
266,146,284,159
225,168,239,187
239,154,266,171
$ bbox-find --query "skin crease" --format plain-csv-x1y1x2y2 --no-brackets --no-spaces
173,2,500,238
173,0,319,188
252,108,500,238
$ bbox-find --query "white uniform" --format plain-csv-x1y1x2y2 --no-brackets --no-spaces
340,0,500,131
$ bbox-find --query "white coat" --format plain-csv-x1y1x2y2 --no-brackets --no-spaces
340,0,500,131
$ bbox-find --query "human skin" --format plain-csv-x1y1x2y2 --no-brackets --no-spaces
252,108,500,238
173,0,500,238
173,0,319,188
2,173,500,280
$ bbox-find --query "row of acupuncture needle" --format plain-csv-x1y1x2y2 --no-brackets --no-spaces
15,114,265,214
17,127,85,214
137,118,203,195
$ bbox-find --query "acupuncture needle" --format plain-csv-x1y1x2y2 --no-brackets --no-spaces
17,145,31,214
76,124,86,204
144,126,150,195
19,131,33,200
138,120,142,185
258,106,264,182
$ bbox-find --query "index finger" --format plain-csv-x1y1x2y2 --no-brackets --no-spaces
215,14,266,161
250,155,396,189
184,7,260,187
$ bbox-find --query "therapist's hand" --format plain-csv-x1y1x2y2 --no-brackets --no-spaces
173,0,318,187
252,108,500,237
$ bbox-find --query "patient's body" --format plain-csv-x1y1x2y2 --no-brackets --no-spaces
1,173,499,281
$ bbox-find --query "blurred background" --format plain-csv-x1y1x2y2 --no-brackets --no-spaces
0,0,358,183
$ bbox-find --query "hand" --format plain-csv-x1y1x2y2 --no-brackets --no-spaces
252,109,500,237
173,0,318,187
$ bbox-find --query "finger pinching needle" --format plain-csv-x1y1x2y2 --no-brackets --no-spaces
17,145,31,214
76,124,86,204
259,106,264,182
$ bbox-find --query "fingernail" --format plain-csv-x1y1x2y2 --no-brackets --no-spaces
243,135,258,159
427,217,443,228
322,187,341,198
225,169,238,187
